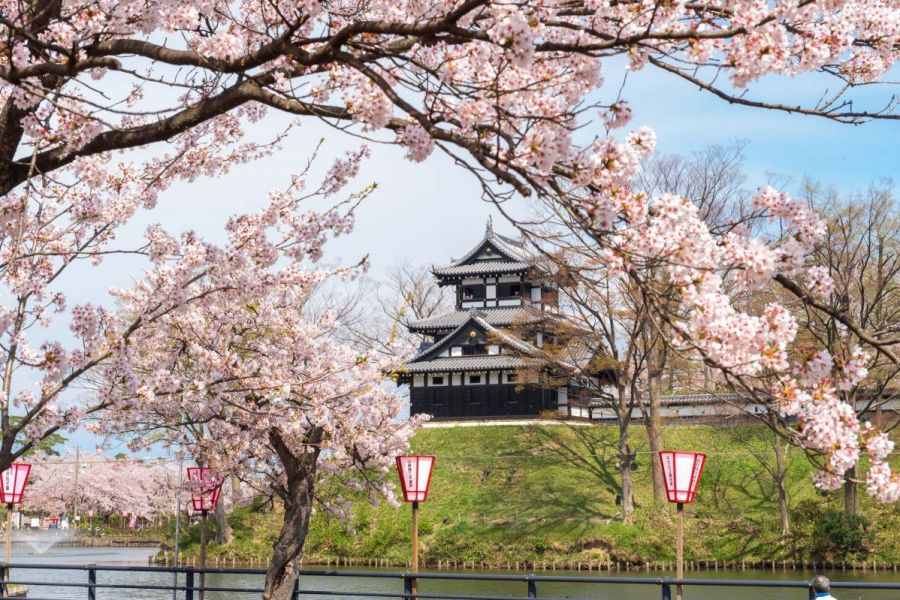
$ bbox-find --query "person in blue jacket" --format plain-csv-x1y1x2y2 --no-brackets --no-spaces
811,575,837,600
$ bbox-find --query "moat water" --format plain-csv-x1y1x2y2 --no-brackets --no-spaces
5,546,900,599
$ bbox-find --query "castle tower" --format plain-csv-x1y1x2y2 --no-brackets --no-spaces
399,221,573,419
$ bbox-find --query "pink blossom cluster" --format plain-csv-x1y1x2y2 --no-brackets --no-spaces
26,453,179,519
89,154,421,508
398,123,435,163
488,8,535,69
604,102,633,130
806,265,835,296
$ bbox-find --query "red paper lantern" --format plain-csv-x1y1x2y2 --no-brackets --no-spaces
186,467,223,512
395,455,435,503
0,463,31,505
658,450,706,504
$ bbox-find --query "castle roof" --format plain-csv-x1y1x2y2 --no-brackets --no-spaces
402,355,529,374
432,261,531,278
408,306,545,333
401,311,600,377
432,219,549,282
406,312,543,365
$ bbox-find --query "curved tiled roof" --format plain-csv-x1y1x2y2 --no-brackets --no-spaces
448,226,533,266
408,307,544,332
402,355,528,373
586,392,744,408
432,261,531,278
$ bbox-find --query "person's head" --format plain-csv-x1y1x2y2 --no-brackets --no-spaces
812,575,831,593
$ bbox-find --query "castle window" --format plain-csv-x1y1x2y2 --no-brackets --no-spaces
462,285,485,300
462,345,486,356
467,374,482,385
506,372,519,383
497,282,522,298
430,375,445,386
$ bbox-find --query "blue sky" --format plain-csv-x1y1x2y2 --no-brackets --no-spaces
53,60,899,454
69,59,898,291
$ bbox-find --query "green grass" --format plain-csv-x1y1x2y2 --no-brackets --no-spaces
170,422,900,567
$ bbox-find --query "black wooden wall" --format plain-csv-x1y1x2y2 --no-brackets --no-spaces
410,384,558,419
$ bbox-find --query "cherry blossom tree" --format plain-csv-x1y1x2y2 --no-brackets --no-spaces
26,452,177,521
786,183,900,514
88,157,417,599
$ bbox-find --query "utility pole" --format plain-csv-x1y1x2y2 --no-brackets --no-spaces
172,455,183,600
73,447,80,528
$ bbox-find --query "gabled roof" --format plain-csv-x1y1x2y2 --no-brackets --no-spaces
432,220,540,281
400,310,616,380
405,311,543,365
408,306,545,333
480,315,543,357
454,220,533,265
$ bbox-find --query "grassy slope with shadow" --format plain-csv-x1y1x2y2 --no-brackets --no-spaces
170,422,900,567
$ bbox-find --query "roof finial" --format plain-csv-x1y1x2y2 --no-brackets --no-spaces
486,215,493,236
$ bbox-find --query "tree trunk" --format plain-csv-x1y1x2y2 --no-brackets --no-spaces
844,465,859,516
612,378,635,524
774,434,790,536
263,429,322,600
213,498,232,545
618,424,635,524
231,474,241,508
646,343,666,503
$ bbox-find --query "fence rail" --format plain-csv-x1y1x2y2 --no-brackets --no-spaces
2,563,900,600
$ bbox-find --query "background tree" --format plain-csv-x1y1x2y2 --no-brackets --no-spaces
517,143,752,507
789,182,900,515
27,453,177,523
632,143,752,501
330,260,452,354
379,261,453,346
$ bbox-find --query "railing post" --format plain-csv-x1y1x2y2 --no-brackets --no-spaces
185,567,195,600
292,576,300,600
0,564,6,599
527,575,537,598
403,573,413,600
87,565,97,600
808,585,815,600
661,581,672,600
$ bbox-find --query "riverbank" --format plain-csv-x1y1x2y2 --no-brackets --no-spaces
164,422,900,568
153,552,900,575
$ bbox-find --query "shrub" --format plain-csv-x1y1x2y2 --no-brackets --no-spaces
792,500,870,562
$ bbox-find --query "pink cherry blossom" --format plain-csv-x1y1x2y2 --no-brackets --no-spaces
397,123,434,163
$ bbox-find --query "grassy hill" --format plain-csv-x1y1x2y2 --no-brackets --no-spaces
170,421,900,567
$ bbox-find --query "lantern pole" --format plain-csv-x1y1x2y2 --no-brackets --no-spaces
675,501,684,600
199,508,208,600
5,503,12,572
411,500,419,599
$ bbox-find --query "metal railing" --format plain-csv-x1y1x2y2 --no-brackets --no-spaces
1,563,899,599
